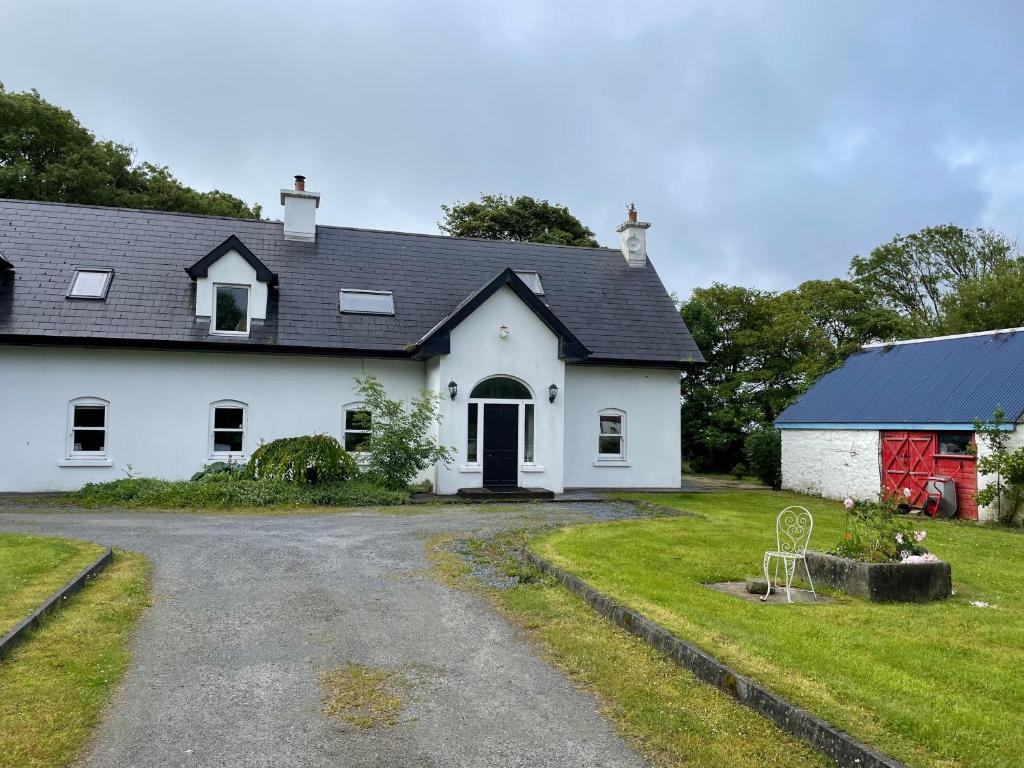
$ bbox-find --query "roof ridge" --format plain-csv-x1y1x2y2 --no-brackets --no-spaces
0,197,621,254
863,327,1024,349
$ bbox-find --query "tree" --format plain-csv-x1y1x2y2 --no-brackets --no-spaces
849,224,1017,334
941,259,1024,334
0,84,260,218
439,194,598,246
354,374,453,490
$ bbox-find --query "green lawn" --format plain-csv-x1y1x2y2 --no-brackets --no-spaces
0,532,106,636
532,491,1024,768
0,534,150,768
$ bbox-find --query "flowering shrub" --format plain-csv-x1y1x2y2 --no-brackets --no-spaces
831,489,933,563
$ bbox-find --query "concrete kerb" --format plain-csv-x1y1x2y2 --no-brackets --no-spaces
522,549,905,768
0,547,114,661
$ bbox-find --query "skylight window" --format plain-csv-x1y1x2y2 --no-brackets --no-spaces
340,290,395,315
515,271,544,295
68,269,113,299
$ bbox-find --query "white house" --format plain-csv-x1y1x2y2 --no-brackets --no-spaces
775,328,1024,521
0,180,703,494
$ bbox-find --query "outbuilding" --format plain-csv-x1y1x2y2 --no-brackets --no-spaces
775,328,1024,521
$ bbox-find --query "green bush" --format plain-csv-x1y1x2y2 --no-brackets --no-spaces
70,477,407,509
832,491,931,563
730,462,747,480
246,434,358,484
744,426,782,488
190,460,245,481
354,374,452,490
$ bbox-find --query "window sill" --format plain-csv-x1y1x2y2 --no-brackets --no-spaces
59,459,113,468
593,459,631,467
520,463,545,473
459,464,483,473
208,455,248,463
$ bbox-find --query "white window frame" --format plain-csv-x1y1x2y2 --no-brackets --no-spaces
65,397,110,462
596,408,626,462
339,289,395,315
342,402,372,454
209,400,248,459
211,283,251,336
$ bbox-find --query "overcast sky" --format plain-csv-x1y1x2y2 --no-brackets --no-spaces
2,1,1022,297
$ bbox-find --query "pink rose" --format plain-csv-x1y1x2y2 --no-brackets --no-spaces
903,487,913,498
844,498,855,510
914,530,926,542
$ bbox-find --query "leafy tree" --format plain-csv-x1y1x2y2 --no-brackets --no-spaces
744,426,782,489
941,259,1024,334
439,194,598,246
0,84,260,218
354,374,453,490
849,225,1017,334
975,407,1024,526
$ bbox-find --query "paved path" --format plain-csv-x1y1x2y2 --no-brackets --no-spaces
0,504,648,768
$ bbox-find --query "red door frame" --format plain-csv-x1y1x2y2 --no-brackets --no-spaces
880,431,978,519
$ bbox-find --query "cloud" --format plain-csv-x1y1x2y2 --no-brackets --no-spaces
1,0,1022,297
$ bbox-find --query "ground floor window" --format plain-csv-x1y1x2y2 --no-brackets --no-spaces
68,397,108,458
344,406,372,453
210,401,246,456
467,403,478,462
523,403,535,462
597,409,625,459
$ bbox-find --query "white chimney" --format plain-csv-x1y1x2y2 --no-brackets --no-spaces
616,203,650,267
280,175,320,242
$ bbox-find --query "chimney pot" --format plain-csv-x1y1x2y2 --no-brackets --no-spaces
616,203,650,268
627,202,637,223
294,175,306,192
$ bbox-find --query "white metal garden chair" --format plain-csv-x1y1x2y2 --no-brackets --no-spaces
762,505,817,603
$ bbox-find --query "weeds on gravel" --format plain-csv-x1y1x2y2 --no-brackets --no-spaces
0,549,150,768
319,663,410,729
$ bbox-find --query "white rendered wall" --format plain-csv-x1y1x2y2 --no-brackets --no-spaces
433,287,565,494
562,366,681,489
781,429,880,500
0,345,424,491
975,426,1024,522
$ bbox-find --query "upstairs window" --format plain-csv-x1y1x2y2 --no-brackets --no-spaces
210,401,246,456
515,271,544,295
68,269,113,299
597,409,625,460
67,398,108,458
213,285,249,334
340,290,394,315
344,406,372,452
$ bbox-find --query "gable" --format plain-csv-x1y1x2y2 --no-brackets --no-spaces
185,235,277,285
414,268,589,361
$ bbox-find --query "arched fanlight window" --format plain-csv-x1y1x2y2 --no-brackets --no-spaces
470,377,532,399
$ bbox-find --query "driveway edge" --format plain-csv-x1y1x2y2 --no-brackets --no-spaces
522,549,905,768
0,547,114,661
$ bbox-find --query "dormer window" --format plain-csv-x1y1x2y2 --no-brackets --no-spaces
515,271,544,295
68,269,113,299
340,290,394,315
213,284,249,334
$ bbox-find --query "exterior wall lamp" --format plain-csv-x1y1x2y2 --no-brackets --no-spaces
448,380,458,400
548,383,558,403
499,323,510,339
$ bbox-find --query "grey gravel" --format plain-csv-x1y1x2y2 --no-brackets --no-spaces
0,503,650,768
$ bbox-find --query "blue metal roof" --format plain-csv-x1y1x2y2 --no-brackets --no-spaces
776,329,1024,428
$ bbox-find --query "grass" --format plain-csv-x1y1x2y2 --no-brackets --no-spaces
0,540,149,768
319,663,410,729
63,476,410,510
428,532,828,768
0,532,106,636
532,490,1024,768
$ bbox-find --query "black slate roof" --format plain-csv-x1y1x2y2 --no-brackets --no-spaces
0,198,703,365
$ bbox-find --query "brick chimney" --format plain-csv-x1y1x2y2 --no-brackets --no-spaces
280,175,320,242
616,203,650,267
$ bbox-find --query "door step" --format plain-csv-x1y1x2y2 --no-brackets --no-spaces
457,486,555,501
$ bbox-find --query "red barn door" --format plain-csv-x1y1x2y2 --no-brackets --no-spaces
881,431,979,519
881,432,935,506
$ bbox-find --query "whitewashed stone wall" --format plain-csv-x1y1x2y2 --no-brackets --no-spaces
781,429,880,500
975,425,1024,522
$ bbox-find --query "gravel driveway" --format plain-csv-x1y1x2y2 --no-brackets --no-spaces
0,503,648,768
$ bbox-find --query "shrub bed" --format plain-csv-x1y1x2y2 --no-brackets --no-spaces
69,477,408,509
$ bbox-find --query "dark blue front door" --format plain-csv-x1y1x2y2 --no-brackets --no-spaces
483,404,518,487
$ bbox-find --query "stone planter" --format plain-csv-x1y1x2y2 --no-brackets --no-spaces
804,551,951,603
